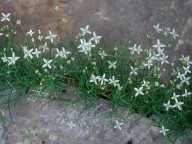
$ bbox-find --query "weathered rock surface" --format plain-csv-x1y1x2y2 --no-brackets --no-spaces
0,91,170,144
0,0,192,48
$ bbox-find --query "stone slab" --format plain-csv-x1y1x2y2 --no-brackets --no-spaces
0,91,170,144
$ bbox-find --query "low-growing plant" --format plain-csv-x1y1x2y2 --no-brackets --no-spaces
0,11,191,142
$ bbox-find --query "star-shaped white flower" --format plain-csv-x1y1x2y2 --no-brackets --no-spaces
163,101,172,111
129,44,137,54
183,66,191,74
107,61,117,69
170,28,179,39
42,58,53,69
172,99,184,110
114,120,123,130
67,121,76,129
7,52,20,65
134,87,144,97
153,39,166,49
60,47,70,59
78,39,87,49
89,74,99,85
108,76,120,87
181,75,190,85
176,72,185,80
182,89,191,97
1,56,7,62
171,93,180,100
136,45,143,54
98,73,108,85
99,50,107,60
32,48,41,58
130,66,138,76
45,30,57,43
90,32,102,44
55,48,63,58
1,13,10,22
159,125,169,136
143,60,153,69
153,23,163,33
159,55,169,65
40,42,49,53
80,25,91,36
26,29,35,36
142,80,150,88
24,48,33,59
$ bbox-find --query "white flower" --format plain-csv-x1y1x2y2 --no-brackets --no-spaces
7,52,20,65
136,45,143,54
159,125,169,136
183,66,191,74
172,99,184,110
181,75,190,85
1,13,10,22
182,89,191,97
157,47,164,56
143,60,153,69
26,29,35,36
117,84,123,90
42,58,53,69
40,42,49,52
99,50,107,59
0,33,3,36
98,73,108,85
142,80,150,89
163,101,172,111
159,55,169,65
80,25,91,36
107,61,117,69
152,39,166,49
151,52,160,61
153,23,163,33
38,35,43,41
114,120,123,130
16,20,21,25
1,56,7,62
24,48,33,59
108,76,120,87
134,87,144,97
55,6,59,11
90,32,102,44
55,48,63,58
171,93,180,100
180,55,192,66
78,39,95,55
170,28,179,39
32,48,41,58
67,121,76,129
114,47,118,51
130,66,138,76
45,30,57,43
89,74,99,85
176,72,185,80
78,39,86,49
129,44,137,54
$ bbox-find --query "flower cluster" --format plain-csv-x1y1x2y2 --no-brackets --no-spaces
0,12,191,141
77,25,102,55
89,74,121,89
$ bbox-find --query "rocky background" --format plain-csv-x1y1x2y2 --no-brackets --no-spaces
0,0,192,144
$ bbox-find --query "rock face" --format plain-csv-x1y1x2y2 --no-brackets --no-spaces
0,91,170,144
0,0,192,48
